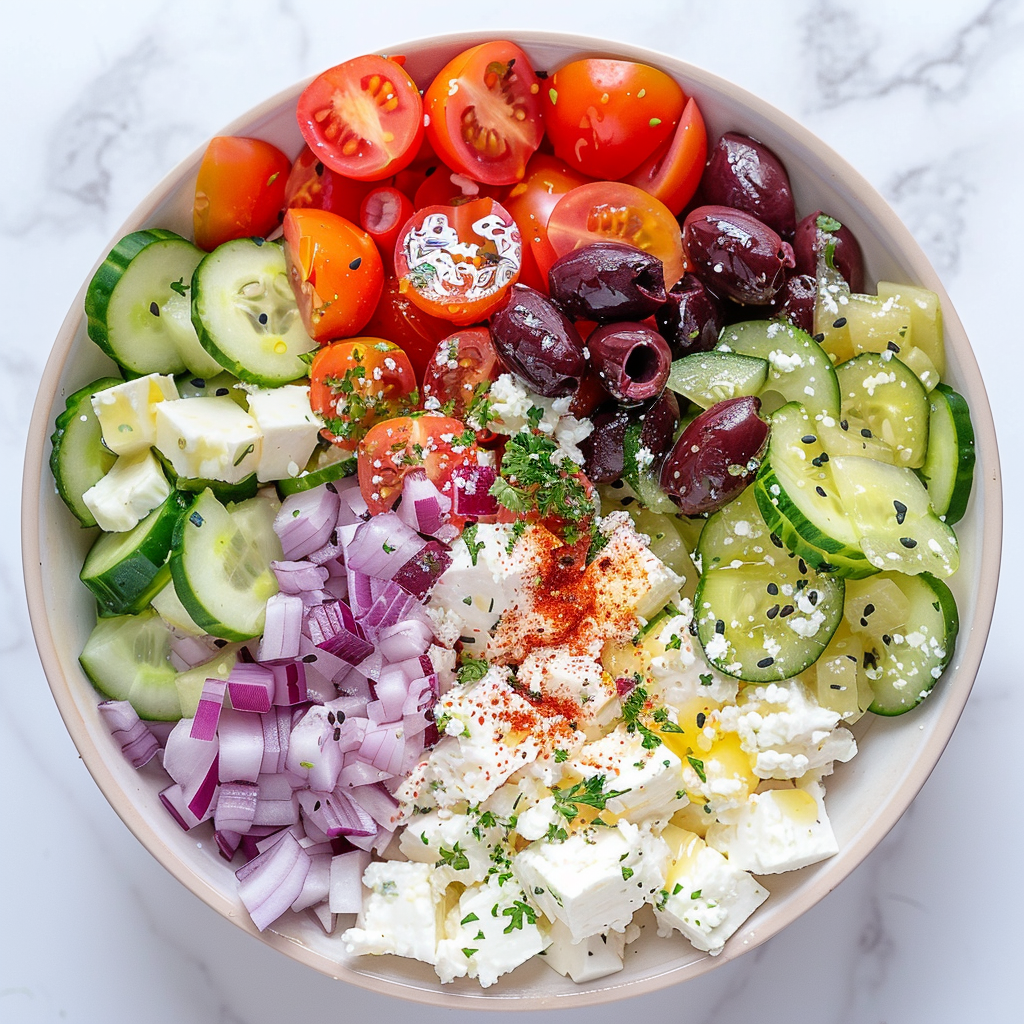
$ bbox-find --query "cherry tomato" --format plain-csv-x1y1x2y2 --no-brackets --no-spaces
359,186,413,263
412,165,504,209
284,146,379,222
421,328,504,431
394,198,522,326
424,41,544,186
542,59,685,180
309,338,418,450
297,55,423,182
621,96,707,216
193,136,291,251
283,209,384,342
546,181,686,288
358,414,481,513
391,135,443,201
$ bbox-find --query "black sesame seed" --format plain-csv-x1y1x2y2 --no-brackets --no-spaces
215,388,229,396
861,427,873,438
899,536,918,548
766,604,780,619
621,495,636,506
833,317,847,328
808,590,818,606
715,619,725,635
334,727,341,742
770,532,784,549
815,485,827,498
302,654,317,663
327,711,336,725
813,333,825,343
767,582,779,596
149,301,160,316
830,683,843,690
315,161,324,175
798,558,808,574
801,434,817,444
757,657,775,668
190,378,205,388
696,712,706,728
882,634,892,646
887,340,900,353
860,617,869,627
894,499,908,524
840,419,849,431
349,257,362,270
313,800,321,812
258,312,268,325
780,604,795,617
864,603,875,615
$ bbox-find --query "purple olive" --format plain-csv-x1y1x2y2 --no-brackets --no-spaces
774,273,817,333
655,272,725,357
587,322,672,404
579,404,631,483
660,396,769,515
683,206,795,306
700,132,796,239
548,242,667,322
792,211,865,292
489,284,586,397
639,388,680,454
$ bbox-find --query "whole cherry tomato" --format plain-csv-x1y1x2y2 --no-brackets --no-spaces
284,146,379,222
424,41,544,186
359,186,414,263
297,55,423,181
193,136,291,251
412,165,505,210
283,209,384,342
421,328,504,431
542,59,685,180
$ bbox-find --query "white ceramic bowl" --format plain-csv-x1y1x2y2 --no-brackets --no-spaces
22,30,1001,1011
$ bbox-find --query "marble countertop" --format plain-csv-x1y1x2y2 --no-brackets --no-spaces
2,1,1019,1021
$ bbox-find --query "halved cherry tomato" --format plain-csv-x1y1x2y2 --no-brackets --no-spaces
424,41,544,186
283,209,384,342
412,165,504,210
394,198,522,325
284,146,379,222
297,55,423,182
359,186,413,263
358,414,480,513
621,96,707,215
193,137,291,251
546,181,686,287
360,273,453,385
542,59,685,180
309,338,418,450
422,328,504,431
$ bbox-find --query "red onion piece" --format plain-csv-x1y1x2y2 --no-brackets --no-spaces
214,781,259,834
391,540,452,600
260,708,292,774
215,829,242,861
190,678,227,742
344,512,426,579
376,619,434,662
274,486,340,560
336,486,369,526
217,709,265,784
227,663,275,714
451,463,499,518
395,469,452,537
163,718,218,799
237,831,311,932
271,662,308,706
258,593,305,662
272,560,330,594
329,849,370,914
169,633,217,670
348,783,400,831
98,701,160,769
307,902,336,935
338,758,391,788
298,790,376,838
306,601,373,664
292,851,333,912
160,783,209,831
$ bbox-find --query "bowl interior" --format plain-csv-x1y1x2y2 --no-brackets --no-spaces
22,30,1001,1010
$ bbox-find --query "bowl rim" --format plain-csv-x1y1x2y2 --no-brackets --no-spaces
21,28,1002,1010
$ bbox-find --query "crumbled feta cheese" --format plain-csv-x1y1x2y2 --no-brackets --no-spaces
82,449,170,532
541,919,629,983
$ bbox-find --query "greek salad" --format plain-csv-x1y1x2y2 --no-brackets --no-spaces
49,41,975,989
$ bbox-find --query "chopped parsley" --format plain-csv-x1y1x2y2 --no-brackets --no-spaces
457,654,490,686
553,748,569,763
687,755,707,783
437,842,470,872
551,775,630,823
502,899,538,933
489,433,591,525
462,522,485,565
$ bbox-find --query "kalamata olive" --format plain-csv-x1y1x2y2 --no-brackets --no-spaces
683,206,795,306
792,211,865,292
700,132,796,239
660,396,769,515
579,404,631,483
775,273,816,333
587,322,673,404
548,242,667,322
569,371,611,419
655,272,725,357
489,284,586,397
638,388,680,454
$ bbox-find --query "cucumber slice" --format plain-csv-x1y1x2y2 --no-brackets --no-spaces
916,384,975,525
150,579,206,637
276,443,356,497
80,491,190,615
191,238,316,386
85,230,214,376
717,320,840,417
79,609,180,721
170,489,282,641
754,403,875,578
49,376,122,527
622,422,678,513
667,351,768,409
151,448,259,503
174,369,248,408
697,486,777,570
694,550,845,682
175,647,239,718
876,282,945,378
845,571,958,715
829,455,959,578
836,352,930,468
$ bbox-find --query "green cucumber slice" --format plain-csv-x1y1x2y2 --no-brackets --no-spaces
666,351,768,409
846,571,958,715
622,422,678,513
697,486,777,570
169,489,282,641
174,369,249,408
717,320,840,417
85,230,216,376
79,609,181,721
836,353,929,468
276,443,356,497
876,282,945,378
49,376,122,527
151,448,259,503
916,384,975,525
80,491,191,615
694,551,845,683
191,238,316,386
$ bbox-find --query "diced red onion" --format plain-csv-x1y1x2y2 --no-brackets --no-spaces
323,574,348,602
344,512,426,580
292,851,333,912
169,633,218,670
187,755,220,819
215,829,242,861
286,707,344,793
98,700,160,768
347,783,400,831
395,469,451,537
258,593,305,662
298,790,376,838
357,722,406,775
237,831,311,931
307,534,345,566
271,662,308,706
376,619,434,662
253,791,300,828
451,463,499,518
190,678,227,742
391,540,452,600
298,635,351,685
274,486,340,560
160,783,207,831
615,675,637,698
346,566,374,619
163,718,218,800
306,601,373,665
214,781,259,834
227,663,275,714
217,709,265,784
336,486,369,526
307,902,336,935
272,560,330,594
337,759,391,788
329,849,370,914
260,708,292,774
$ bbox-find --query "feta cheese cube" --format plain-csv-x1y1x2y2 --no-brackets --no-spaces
154,395,261,483
91,373,178,456
595,512,683,619
541,919,631,983
512,821,669,943
705,777,839,874
648,613,739,707
82,450,170,532
246,385,322,482
398,810,502,893
518,648,618,732
654,825,768,953
341,861,439,965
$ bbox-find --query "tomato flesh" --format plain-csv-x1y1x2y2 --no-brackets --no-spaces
283,209,384,342
394,198,522,325
359,186,414,263
284,146,379,223
425,41,544,186
421,328,504,432
297,55,423,182
193,136,291,251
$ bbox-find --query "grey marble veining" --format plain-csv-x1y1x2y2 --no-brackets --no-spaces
3,1,1019,1021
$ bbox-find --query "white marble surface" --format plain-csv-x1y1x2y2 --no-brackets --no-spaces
2,0,1020,1020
